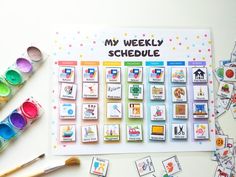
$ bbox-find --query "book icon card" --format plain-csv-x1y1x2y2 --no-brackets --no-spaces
172,124,187,140
82,66,98,82
128,102,143,119
150,85,165,101
192,67,208,83
193,103,208,119
149,124,166,141
106,67,121,83
128,84,144,100
171,67,187,83
81,125,98,143
58,66,75,83
59,125,76,142
82,103,98,120
103,124,120,142
150,105,166,121
127,67,143,83
127,124,143,142
172,86,187,102
149,67,165,83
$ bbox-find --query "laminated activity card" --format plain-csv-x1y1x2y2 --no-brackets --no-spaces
51,27,215,155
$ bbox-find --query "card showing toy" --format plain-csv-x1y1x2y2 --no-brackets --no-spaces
162,156,182,176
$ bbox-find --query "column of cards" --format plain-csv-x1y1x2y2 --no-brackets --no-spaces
81,61,99,143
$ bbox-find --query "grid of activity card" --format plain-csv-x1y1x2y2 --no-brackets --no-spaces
52,60,215,155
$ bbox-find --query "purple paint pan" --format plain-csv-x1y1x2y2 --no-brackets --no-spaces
16,58,32,73
9,112,27,130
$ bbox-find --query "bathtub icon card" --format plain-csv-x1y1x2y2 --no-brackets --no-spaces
52,28,216,155
59,125,76,142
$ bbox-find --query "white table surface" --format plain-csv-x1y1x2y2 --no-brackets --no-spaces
0,0,236,176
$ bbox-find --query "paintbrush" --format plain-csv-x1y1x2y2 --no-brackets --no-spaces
0,153,45,177
26,157,80,177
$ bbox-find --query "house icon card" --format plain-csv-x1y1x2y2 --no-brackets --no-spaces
192,67,208,82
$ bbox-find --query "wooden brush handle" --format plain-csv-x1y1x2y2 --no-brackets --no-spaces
0,165,22,177
26,170,45,177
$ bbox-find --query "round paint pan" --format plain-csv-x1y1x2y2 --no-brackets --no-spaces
0,79,11,97
27,46,43,62
0,123,16,140
16,58,32,73
5,69,23,86
9,112,27,130
20,101,38,119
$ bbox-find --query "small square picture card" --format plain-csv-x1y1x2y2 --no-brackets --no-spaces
150,85,165,101
82,103,98,120
82,83,99,98
150,105,166,121
173,103,188,119
193,103,208,119
127,67,143,82
149,124,166,141
192,67,208,83
162,156,182,176
127,124,143,142
81,125,98,143
193,123,209,140
172,86,187,102
107,102,122,118
171,67,187,83
60,83,77,100
103,124,120,141
106,83,122,99
58,66,75,83
82,66,98,82
135,156,155,176
128,84,144,100
172,124,187,140
149,67,165,83
60,102,76,119
193,85,209,101
223,67,236,81
59,125,76,142
90,157,109,177
214,165,232,177
106,67,121,83
215,135,228,150
217,82,234,98
128,102,143,118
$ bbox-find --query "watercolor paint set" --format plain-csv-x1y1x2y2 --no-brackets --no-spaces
0,97,43,153
51,28,215,155
0,46,45,109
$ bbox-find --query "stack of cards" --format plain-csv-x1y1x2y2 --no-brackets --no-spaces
58,64,77,143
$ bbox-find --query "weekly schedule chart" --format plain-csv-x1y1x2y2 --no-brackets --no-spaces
51,27,215,155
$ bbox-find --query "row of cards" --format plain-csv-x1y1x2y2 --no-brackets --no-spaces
59,123,210,142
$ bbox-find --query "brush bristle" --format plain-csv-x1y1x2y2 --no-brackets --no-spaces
38,153,45,159
65,157,80,166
